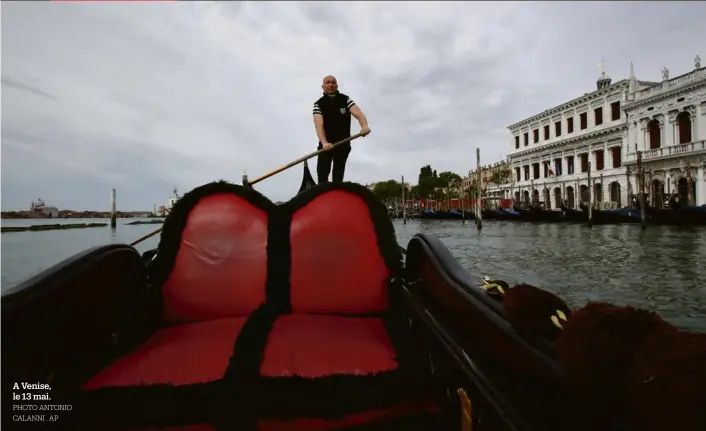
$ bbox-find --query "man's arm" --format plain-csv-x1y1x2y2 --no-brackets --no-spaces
349,101,370,135
312,102,328,145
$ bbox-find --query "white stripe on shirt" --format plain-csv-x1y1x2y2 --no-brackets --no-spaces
313,103,322,115
346,99,356,109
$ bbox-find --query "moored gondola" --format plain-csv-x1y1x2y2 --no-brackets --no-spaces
512,206,565,223
561,203,586,222
418,209,475,220
578,203,641,224
482,208,519,221
645,205,706,226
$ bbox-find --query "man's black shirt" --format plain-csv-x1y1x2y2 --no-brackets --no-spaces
313,92,356,146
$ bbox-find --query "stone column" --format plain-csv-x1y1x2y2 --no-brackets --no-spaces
697,103,705,141
697,165,706,206
685,105,698,143
668,110,678,146
638,118,649,151
660,115,666,150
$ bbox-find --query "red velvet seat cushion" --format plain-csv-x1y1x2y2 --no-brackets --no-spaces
79,313,431,430
251,314,431,427
128,313,432,430
83,317,246,389
160,193,269,325
260,314,398,378
289,190,391,315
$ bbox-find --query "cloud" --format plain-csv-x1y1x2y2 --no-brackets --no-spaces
2,1,705,210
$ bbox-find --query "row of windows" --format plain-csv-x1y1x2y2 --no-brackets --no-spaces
514,101,622,149
513,147,623,182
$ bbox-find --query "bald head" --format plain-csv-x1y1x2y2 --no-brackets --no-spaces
322,75,338,95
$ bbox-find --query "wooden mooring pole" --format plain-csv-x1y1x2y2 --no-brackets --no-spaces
637,150,646,230
401,175,407,224
476,148,482,231
587,163,593,228
110,188,117,229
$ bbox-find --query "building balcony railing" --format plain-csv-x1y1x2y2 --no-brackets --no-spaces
631,69,706,102
624,139,706,163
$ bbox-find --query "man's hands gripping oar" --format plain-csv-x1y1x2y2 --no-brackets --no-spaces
247,131,367,186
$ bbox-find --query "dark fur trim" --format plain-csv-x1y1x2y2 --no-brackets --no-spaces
215,303,278,431
266,209,293,314
282,182,403,277
150,181,275,290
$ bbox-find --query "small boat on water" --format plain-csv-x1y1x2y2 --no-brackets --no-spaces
512,204,565,223
418,209,474,220
3,165,704,431
560,203,641,224
645,205,706,226
482,208,517,221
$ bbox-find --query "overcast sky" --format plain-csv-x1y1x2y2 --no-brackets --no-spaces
2,2,705,211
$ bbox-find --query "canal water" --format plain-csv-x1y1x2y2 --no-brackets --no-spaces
2,218,705,332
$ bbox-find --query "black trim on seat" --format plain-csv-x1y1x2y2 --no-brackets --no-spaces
265,208,292,314
216,303,279,431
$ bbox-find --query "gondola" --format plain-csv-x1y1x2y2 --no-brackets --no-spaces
418,209,474,221
3,162,703,431
512,205,565,223
481,208,518,221
561,203,586,222
577,203,641,224
645,205,706,226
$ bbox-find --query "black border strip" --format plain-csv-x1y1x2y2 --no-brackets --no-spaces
265,208,292,314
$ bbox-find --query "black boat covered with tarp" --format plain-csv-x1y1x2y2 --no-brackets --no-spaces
481,208,519,220
2,162,704,431
559,203,641,224
644,205,706,226
512,204,565,223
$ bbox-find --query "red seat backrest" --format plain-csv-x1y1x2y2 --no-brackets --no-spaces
288,187,399,315
158,187,271,324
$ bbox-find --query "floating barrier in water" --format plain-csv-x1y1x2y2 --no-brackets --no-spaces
1,223,108,233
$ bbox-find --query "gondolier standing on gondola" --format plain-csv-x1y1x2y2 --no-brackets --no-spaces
313,75,370,183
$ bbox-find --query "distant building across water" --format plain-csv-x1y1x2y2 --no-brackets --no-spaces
30,199,59,218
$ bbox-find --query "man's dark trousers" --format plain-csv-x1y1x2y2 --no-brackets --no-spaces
316,143,351,183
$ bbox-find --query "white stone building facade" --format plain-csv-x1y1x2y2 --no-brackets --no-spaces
487,56,706,209
623,60,706,207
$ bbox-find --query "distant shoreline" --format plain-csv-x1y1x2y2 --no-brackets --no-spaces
1,211,165,220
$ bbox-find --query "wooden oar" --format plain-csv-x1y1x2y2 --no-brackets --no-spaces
248,132,365,186
128,132,368,247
